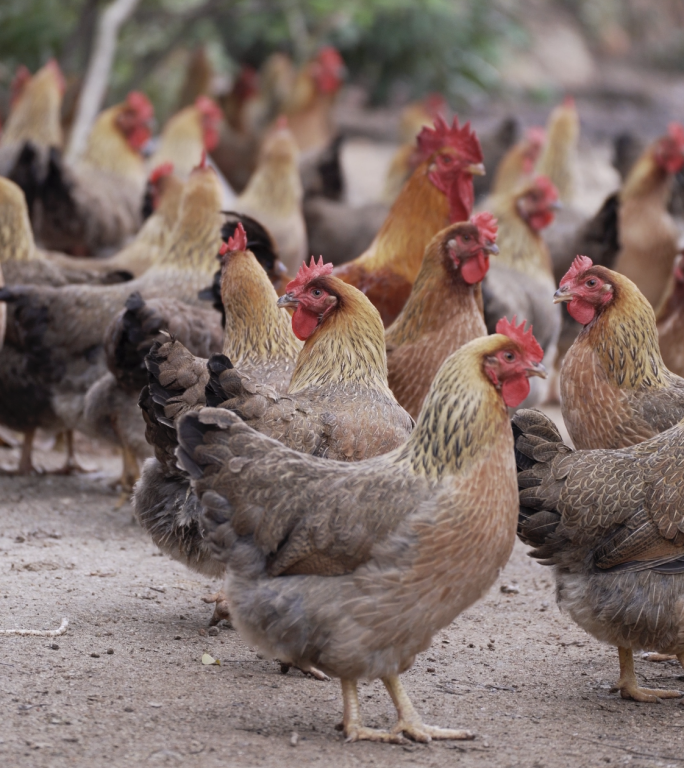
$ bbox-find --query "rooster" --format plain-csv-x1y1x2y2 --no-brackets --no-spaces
0,60,65,212
234,120,307,275
175,319,546,742
334,116,485,327
385,213,497,418
34,91,154,256
0,159,224,475
554,255,684,450
657,253,684,378
513,408,684,703
482,176,561,406
148,96,223,180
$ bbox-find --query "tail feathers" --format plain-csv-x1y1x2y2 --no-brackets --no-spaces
511,409,573,557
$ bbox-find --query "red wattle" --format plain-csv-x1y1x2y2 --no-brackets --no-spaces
203,127,219,151
461,252,489,285
567,298,596,325
502,375,530,408
291,307,320,341
528,210,554,232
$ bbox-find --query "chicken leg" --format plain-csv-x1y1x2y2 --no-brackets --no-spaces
0,429,40,475
617,647,683,702
52,431,94,475
202,592,232,626
341,677,474,743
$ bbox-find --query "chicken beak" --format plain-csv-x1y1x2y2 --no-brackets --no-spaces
465,162,486,176
277,293,299,309
553,287,573,304
484,241,499,255
526,361,548,379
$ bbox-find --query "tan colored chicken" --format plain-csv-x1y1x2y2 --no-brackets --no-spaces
482,176,561,406
514,408,684,702
45,163,184,279
612,123,684,307
0,160,223,475
234,121,307,275
175,320,546,742
0,60,64,191
148,97,223,180
334,116,485,327
284,47,346,153
554,256,684,450
34,92,154,255
490,126,545,198
657,253,684,378
535,97,579,205
385,213,496,418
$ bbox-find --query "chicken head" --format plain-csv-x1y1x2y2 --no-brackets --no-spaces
277,256,335,340
553,255,614,325
515,175,559,232
443,211,499,285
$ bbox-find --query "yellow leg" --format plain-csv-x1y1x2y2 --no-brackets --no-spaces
617,646,683,702
17,429,38,475
51,431,95,475
383,676,474,742
120,444,140,492
341,679,404,743
202,591,232,626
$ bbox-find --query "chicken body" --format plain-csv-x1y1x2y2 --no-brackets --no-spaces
235,124,307,275
385,217,494,419
334,119,484,327
176,331,544,741
514,408,684,702
34,93,153,255
556,260,684,450
657,255,684,378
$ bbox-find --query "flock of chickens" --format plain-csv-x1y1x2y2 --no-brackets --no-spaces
1,48,684,744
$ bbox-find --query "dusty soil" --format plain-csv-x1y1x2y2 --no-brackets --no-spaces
1,423,683,768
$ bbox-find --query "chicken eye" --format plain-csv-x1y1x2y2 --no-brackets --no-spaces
504,352,515,363
311,289,322,297
586,279,597,287
462,234,470,242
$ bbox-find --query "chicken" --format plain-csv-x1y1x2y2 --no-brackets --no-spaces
385,213,496,418
611,123,684,307
234,121,307,275
535,97,579,206
0,177,133,288
148,96,223,180
489,127,545,198
83,290,223,493
657,253,684,378
554,255,684,450
44,163,184,280
174,320,546,742
334,116,485,327
0,159,224,475
284,47,346,154
482,176,561,406
0,60,65,213
513,407,684,702
33,91,154,256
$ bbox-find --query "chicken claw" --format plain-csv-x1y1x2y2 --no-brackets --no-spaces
279,661,330,681
50,431,95,475
341,679,406,744
383,676,474,742
202,592,231,626
617,647,683,702
641,653,677,663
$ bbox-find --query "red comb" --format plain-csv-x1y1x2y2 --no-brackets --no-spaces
562,255,593,285
149,162,173,183
224,222,247,252
317,46,344,72
219,242,230,256
126,91,154,122
286,256,333,293
496,316,544,363
471,212,498,243
668,122,684,150
414,115,483,165
532,175,558,201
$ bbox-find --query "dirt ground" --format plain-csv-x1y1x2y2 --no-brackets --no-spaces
1,417,683,768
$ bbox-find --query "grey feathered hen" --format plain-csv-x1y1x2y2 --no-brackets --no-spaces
513,408,684,703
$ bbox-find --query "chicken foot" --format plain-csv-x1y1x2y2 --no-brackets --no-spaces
616,647,684,702
341,677,474,744
202,592,232,626
51,431,95,475
0,429,41,475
